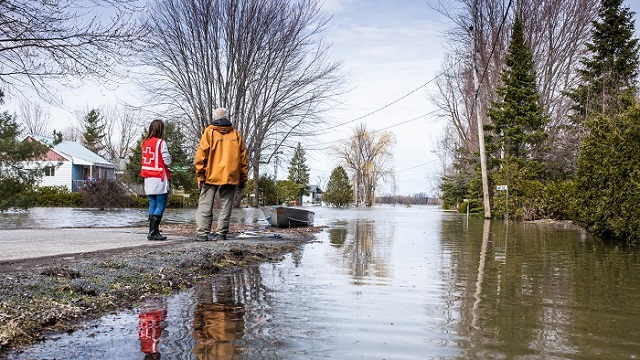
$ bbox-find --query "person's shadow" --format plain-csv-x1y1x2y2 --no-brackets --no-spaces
192,276,246,360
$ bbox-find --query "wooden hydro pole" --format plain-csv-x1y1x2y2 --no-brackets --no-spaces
469,26,492,219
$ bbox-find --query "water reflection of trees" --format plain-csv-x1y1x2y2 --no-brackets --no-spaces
328,227,347,246
440,216,640,358
330,219,391,282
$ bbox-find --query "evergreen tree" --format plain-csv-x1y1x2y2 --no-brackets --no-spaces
323,166,353,207
573,105,640,243
486,17,549,220
0,91,50,211
486,17,548,165
123,134,144,184
287,142,310,205
569,0,640,121
571,0,640,242
81,109,106,155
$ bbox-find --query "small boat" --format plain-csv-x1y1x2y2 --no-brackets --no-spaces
262,206,315,228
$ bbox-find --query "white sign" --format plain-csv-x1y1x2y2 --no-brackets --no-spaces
496,185,508,191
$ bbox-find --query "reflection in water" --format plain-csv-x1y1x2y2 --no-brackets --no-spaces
192,274,247,359
328,227,347,246
137,298,167,359
10,207,640,359
471,219,491,329
337,219,391,281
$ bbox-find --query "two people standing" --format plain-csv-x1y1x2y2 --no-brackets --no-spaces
141,108,248,242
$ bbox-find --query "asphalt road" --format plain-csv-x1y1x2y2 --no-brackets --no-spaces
0,227,187,262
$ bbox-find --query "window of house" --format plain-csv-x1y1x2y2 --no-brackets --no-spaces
44,166,55,177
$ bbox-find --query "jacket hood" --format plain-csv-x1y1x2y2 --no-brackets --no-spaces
212,117,232,126
210,125,233,134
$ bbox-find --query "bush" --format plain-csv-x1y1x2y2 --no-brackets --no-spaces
36,186,83,207
125,195,148,208
81,178,129,209
572,107,640,243
541,180,575,220
126,193,198,209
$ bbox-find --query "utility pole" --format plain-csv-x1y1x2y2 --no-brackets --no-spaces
469,26,492,219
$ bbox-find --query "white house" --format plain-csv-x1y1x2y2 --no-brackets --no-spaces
27,135,117,192
302,185,323,204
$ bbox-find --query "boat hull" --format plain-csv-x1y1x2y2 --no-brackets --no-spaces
262,206,315,228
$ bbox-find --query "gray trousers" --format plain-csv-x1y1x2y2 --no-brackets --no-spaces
196,184,237,235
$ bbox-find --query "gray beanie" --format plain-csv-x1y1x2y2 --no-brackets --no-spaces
212,107,232,126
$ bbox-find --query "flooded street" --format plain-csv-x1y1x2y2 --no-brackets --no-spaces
8,206,640,359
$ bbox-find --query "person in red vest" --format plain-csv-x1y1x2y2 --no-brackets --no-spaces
141,119,172,241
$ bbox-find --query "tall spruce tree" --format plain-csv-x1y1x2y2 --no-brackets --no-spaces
486,17,549,220
287,142,310,205
487,17,548,165
569,0,639,122
82,109,106,156
323,166,353,207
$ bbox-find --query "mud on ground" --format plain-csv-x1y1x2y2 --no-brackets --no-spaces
0,223,324,358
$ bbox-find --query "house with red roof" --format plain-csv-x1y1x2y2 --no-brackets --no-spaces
27,135,117,191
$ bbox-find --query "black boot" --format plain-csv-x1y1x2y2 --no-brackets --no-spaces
148,215,167,241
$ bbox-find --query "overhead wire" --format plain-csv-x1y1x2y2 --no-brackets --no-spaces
306,1,514,190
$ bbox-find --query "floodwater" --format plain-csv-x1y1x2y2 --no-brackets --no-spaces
0,206,265,229
7,206,640,359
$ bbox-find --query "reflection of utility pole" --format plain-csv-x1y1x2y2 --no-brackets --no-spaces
469,26,492,219
472,219,491,329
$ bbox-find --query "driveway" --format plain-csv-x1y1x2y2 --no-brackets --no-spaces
0,227,188,262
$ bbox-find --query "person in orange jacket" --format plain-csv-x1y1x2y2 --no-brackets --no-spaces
194,108,249,241
140,119,172,241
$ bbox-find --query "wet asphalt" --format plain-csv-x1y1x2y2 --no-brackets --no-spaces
0,227,186,262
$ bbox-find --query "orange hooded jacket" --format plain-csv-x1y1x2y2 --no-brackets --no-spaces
195,125,249,186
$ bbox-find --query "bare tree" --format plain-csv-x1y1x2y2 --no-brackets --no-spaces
336,124,395,207
431,0,596,176
17,101,51,136
0,0,146,100
140,0,344,206
101,104,144,162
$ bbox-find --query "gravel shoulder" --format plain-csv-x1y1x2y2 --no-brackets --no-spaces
0,223,324,358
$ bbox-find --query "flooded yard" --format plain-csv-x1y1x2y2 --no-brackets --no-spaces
6,206,640,359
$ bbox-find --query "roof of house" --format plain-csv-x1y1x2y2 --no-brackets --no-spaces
29,135,116,168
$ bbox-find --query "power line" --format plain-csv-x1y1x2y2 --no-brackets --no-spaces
395,159,438,173
311,108,440,149
320,58,463,132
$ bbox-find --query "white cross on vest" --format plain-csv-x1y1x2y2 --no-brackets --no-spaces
142,146,155,165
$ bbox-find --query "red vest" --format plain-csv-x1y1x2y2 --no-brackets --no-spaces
140,137,170,181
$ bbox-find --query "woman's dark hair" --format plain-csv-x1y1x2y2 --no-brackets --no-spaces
146,119,164,139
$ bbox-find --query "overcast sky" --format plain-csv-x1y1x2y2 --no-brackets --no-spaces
305,0,451,195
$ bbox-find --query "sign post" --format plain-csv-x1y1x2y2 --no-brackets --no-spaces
496,185,509,221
